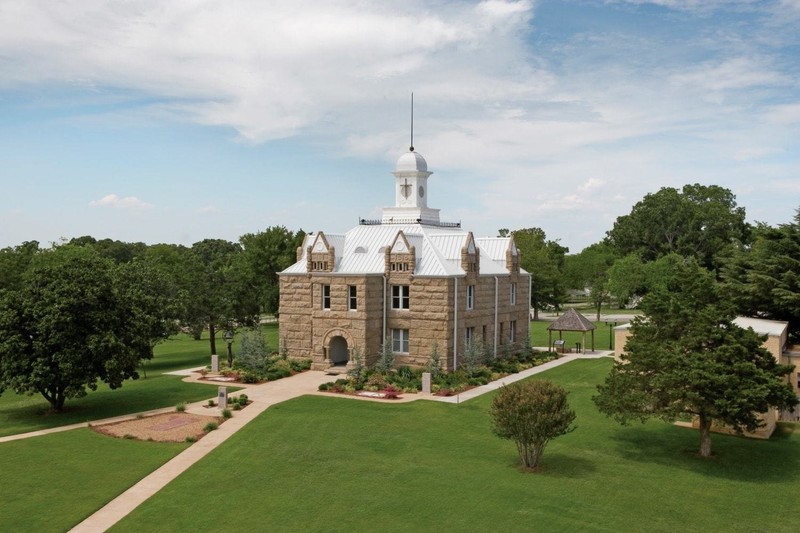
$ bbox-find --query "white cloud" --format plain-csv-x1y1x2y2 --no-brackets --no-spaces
669,57,790,94
0,0,541,142
89,194,153,210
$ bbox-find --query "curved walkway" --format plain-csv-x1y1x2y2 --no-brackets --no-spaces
68,351,612,531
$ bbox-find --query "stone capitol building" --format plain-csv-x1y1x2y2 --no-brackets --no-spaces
278,146,531,372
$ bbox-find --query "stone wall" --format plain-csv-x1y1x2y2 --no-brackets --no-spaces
279,271,531,372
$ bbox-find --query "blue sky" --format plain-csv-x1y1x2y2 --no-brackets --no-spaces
1,0,798,252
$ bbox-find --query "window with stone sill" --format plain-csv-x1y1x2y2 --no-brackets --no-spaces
510,282,517,305
392,285,410,310
466,285,475,310
321,285,331,310
348,285,357,311
392,328,409,354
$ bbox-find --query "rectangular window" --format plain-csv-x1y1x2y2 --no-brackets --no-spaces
482,325,487,342
392,285,410,310
392,329,409,354
509,320,517,343
510,282,517,306
466,326,474,348
466,285,475,310
499,322,504,345
348,285,357,311
321,285,331,310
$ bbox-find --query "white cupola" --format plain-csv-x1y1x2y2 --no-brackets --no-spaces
381,149,441,225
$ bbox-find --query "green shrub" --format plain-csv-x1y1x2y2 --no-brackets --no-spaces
204,421,219,432
241,372,260,384
290,358,312,372
490,380,576,470
185,435,197,443
207,399,216,407
221,409,232,419
175,403,186,412
318,382,332,391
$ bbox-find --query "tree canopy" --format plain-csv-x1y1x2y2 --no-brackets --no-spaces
511,227,568,319
239,226,305,316
0,246,153,411
593,257,797,457
606,184,749,271
722,207,800,342
563,242,615,319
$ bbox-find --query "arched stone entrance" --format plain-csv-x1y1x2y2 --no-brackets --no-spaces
328,336,349,366
322,328,354,368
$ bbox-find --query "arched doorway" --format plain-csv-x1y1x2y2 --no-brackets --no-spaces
328,336,349,366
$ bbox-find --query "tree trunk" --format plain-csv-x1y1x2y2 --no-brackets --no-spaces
209,322,217,355
532,305,539,320
698,413,712,457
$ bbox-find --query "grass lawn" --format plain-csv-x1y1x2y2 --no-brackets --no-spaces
114,358,800,532
0,429,187,531
0,327,270,437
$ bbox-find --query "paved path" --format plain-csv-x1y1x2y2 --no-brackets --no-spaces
63,352,612,531
70,370,332,532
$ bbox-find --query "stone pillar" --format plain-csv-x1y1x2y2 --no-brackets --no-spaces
422,372,432,394
211,354,219,373
217,386,228,409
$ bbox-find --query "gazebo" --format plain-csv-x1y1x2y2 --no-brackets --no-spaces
547,308,595,354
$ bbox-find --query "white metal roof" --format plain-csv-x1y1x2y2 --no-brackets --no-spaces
733,317,788,337
615,317,788,338
281,224,525,278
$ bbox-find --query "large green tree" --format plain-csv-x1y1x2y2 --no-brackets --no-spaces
239,226,305,316
189,239,260,355
0,241,39,291
563,242,616,320
593,257,797,457
606,253,647,308
722,208,800,342
115,257,185,365
511,228,568,319
0,246,151,411
606,184,749,271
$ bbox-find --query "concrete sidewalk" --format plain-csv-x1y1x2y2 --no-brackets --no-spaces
70,370,333,532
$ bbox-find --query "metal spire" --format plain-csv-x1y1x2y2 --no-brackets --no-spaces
410,92,414,152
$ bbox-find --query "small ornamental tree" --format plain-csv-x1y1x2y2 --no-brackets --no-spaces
376,342,395,373
426,342,442,379
347,345,365,382
235,328,271,376
490,380,576,470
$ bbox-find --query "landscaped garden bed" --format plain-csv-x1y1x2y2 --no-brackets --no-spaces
318,345,560,398
92,412,223,443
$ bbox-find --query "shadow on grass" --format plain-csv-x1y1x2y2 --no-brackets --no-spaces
609,422,800,482
538,453,597,478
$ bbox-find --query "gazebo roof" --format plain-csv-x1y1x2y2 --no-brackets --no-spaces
547,308,596,332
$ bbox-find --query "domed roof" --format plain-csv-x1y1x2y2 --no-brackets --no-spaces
395,150,428,173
